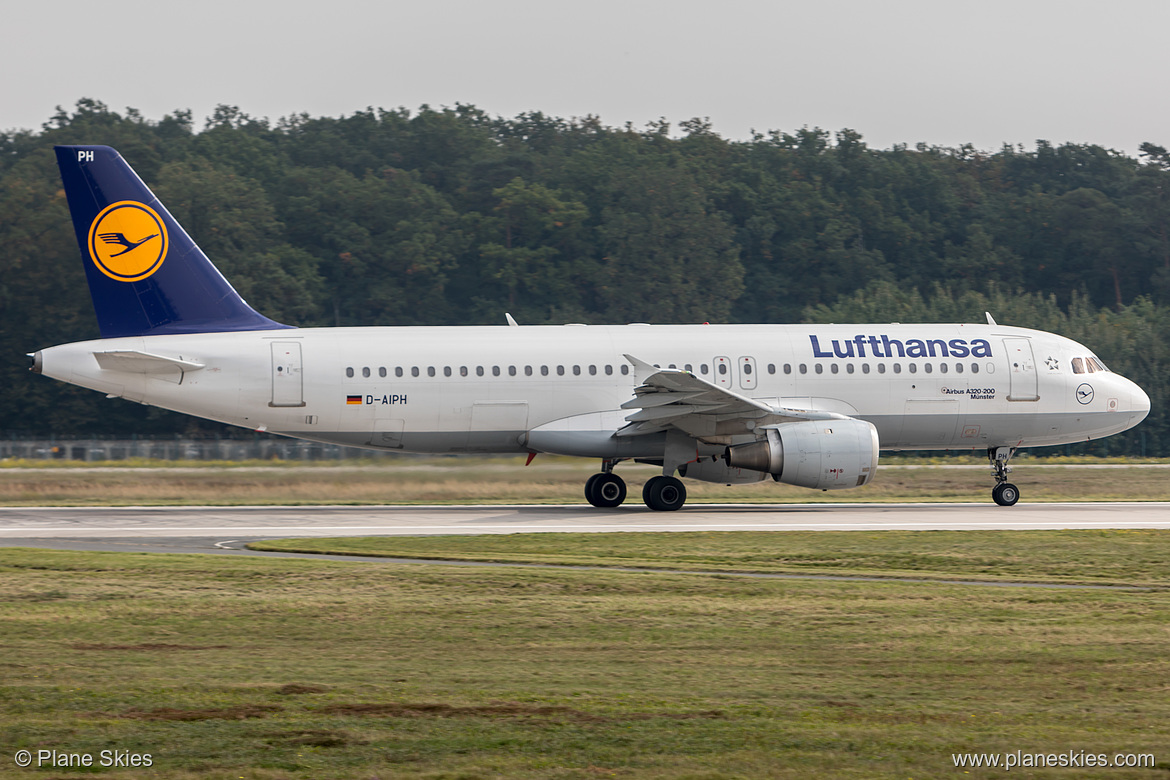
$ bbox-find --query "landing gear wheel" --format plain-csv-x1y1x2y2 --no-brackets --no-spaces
642,475,687,511
584,473,601,504
992,482,1020,507
586,473,627,508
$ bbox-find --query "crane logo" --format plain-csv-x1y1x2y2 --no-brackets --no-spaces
87,201,168,282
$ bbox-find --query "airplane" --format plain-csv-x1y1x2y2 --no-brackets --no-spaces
29,145,1151,510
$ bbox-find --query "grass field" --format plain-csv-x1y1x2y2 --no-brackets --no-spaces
1,455,1169,505
249,529,1170,588
2,533,1168,778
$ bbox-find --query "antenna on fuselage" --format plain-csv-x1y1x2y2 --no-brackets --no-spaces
505,313,519,327
985,312,997,326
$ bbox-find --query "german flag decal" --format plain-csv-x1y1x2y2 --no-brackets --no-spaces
346,395,362,405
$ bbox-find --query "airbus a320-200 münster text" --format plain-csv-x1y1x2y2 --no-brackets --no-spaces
30,146,1151,510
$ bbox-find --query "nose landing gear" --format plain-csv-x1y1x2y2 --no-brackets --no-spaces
989,446,1020,506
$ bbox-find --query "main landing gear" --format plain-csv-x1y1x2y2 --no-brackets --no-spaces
988,446,1020,507
642,475,687,512
584,461,687,511
584,461,627,508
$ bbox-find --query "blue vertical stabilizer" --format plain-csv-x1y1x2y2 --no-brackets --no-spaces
54,145,290,338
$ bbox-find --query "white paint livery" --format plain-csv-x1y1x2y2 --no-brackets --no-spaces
34,322,1150,509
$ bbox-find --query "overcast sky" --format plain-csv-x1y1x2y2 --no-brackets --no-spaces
5,0,1167,155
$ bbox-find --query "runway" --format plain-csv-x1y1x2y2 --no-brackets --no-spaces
1,502,1168,555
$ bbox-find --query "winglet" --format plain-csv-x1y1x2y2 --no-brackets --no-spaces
624,354,668,385
985,312,997,326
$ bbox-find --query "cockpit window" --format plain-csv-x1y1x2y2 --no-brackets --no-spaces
1072,357,1085,374
1089,357,1108,372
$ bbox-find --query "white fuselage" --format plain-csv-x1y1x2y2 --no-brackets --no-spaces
36,323,1150,458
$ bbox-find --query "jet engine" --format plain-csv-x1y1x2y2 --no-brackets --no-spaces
677,458,769,485
724,419,879,490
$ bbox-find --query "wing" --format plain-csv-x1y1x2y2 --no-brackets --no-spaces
617,354,846,439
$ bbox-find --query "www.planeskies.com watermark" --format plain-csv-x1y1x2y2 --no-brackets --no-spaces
953,749,1155,771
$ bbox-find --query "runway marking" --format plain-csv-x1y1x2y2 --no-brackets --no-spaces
213,540,243,549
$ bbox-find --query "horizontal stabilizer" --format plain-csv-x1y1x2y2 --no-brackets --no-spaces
93,350,205,374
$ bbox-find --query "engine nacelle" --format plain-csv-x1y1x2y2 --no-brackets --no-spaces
678,458,769,485
725,419,879,490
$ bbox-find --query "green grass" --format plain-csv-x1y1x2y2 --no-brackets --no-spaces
249,529,1170,587
1,543,1168,778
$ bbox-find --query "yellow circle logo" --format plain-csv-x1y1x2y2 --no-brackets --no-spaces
87,201,169,282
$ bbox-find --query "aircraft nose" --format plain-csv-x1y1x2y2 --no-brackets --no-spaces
1132,382,1151,420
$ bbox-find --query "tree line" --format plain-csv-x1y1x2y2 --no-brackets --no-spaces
1,99,1166,455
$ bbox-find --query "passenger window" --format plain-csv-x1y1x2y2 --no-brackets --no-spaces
509,366,517,376
573,365,581,376
362,367,371,378
476,366,484,377
799,364,807,374
621,365,630,375
557,366,565,376
699,364,708,375
396,367,404,378
893,363,901,374
345,367,354,378
541,365,549,376
955,363,963,374
909,363,917,374
668,364,677,369
718,363,727,375
525,366,533,376
411,367,419,377
768,363,776,374
784,363,792,374
846,363,855,374
460,366,468,377
815,364,824,374
379,367,387,378
492,366,500,376
684,364,693,372
862,363,870,374
939,363,948,374
971,363,979,374
925,363,933,374
427,367,436,377
605,365,613,375
830,364,839,374
1072,357,1085,374
444,366,452,377
744,363,753,375
878,364,886,374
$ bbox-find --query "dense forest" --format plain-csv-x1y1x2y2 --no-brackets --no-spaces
1,99,1166,454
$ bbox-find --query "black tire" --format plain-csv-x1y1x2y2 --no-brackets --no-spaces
584,473,602,505
588,473,627,508
992,482,1020,507
642,475,687,511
